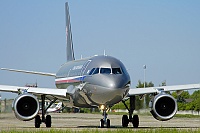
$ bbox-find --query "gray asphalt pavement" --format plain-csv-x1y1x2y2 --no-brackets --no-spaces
0,113,199,131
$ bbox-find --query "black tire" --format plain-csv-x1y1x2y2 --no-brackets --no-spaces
107,119,110,128
35,115,41,128
132,115,139,128
100,119,104,128
46,115,51,128
122,115,129,127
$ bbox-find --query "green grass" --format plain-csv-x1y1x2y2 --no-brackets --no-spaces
174,114,200,118
1,128,200,133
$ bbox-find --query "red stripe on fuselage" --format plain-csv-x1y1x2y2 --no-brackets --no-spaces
56,79,80,84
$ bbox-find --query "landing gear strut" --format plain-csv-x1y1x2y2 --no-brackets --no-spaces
122,96,139,128
100,106,110,128
34,95,57,128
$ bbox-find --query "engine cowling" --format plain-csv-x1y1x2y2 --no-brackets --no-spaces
12,93,39,121
149,93,177,121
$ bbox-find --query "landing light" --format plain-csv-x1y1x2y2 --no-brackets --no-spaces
100,105,105,110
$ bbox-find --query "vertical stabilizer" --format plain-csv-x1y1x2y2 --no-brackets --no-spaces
65,2,75,62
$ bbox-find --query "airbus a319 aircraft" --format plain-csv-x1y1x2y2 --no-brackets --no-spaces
0,2,200,128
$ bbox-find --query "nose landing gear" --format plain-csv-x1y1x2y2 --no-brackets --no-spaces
99,105,110,128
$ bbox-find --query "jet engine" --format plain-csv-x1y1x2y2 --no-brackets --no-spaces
12,93,39,121
149,93,177,121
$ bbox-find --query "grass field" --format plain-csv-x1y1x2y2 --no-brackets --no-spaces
174,114,200,118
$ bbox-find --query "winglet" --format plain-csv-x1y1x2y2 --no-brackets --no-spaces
65,2,75,62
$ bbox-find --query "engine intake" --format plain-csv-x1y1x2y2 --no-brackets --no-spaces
149,93,177,121
12,93,39,121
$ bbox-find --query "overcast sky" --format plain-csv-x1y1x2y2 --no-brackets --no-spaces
0,0,200,99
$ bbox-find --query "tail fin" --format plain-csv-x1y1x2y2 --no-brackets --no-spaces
65,2,75,62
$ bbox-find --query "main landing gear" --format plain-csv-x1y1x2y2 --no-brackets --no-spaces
122,96,139,128
35,95,57,128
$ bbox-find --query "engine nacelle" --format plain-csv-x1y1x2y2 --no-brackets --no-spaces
149,93,177,121
12,93,39,121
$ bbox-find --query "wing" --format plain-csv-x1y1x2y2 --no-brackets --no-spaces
0,85,68,99
1,68,56,77
128,83,200,96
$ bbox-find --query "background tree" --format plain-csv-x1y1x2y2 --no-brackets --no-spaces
159,80,166,86
135,80,154,110
190,90,200,111
171,90,199,111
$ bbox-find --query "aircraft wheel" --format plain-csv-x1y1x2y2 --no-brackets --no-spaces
35,115,41,128
107,119,110,128
122,115,129,127
100,119,104,128
132,115,139,128
46,115,51,128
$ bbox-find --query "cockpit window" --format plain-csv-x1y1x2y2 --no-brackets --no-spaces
89,68,99,75
93,68,99,75
112,68,122,74
100,68,111,74
89,68,95,75
89,67,122,75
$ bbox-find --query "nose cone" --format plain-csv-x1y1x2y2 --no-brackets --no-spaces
83,72,131,105
104,75,127,89
105,75,129,89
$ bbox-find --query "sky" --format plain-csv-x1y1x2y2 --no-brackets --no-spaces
0,0,200,99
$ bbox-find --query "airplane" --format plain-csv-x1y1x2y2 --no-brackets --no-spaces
46,102,63,113
0,2,200,128
41,102,63,113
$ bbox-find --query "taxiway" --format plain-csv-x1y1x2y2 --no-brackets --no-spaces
0,113,199,131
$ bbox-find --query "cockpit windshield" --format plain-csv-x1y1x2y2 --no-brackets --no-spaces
100,68,111,74
112,68,122,74
89,67,122,75
89,68,99,75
